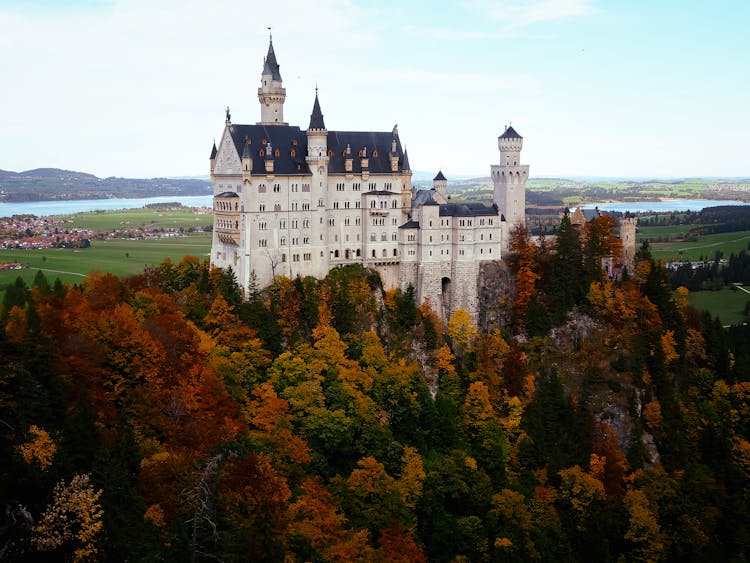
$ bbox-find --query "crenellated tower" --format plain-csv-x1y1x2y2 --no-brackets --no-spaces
620,213,637,268
491,125,529,230
257,36,287,125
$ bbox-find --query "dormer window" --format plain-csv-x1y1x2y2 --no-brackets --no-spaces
274,148,280,157
290,148,296,157
259,149,265,157
292,139,298,145
262,139,267,145
372,149,379,157
327,149,333,157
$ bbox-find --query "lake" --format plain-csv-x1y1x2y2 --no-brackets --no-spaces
0,195,214,217
582,199,750,213
2,195,749,218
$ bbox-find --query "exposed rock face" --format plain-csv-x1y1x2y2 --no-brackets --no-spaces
547,311,662,467
476,260,514,331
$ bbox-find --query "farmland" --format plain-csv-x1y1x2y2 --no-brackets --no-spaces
688,287,750,327
649,230,750,262
0,206,213,287
0,233,212,287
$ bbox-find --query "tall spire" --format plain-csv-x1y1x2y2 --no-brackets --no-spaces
257,33,287,125
262,33,282,81
308,87,326,130
402,147,411,171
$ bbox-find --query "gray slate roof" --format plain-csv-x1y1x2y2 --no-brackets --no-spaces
262,39,282,81
309,92,325,130
225,123,405,176
412,189,440,207
399,220,420,229
499,125,522,139
439,202,500,217
433,170,447,181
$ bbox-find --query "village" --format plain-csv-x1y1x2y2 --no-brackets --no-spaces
0,212,211,270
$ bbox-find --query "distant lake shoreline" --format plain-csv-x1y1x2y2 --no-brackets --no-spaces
582,199,750,213
0,195,214,217
1,195,749,218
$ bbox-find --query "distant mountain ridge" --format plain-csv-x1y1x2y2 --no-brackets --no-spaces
0,168,212,202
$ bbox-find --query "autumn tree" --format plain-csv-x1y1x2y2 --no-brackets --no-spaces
33,473,104,562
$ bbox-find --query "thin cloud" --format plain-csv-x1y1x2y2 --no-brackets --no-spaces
469,0,597,27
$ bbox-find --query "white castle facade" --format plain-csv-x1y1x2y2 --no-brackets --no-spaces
210,38,528,318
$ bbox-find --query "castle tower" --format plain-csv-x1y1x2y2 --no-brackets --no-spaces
306,89,329,276
257,36,287,125
432,170,447,203
620,213,637,268
491,125,529,228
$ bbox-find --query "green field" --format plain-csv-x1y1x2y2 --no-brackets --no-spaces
688,287,750,326
637,224,699,241
0,233,212,287
57,207,212,231
651,230,750,262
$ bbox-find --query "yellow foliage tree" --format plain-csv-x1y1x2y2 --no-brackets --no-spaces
33,473,104,562
396,446,426,510
557,466,605,530
447,308,478,355
623,489,664,562
18,425,56,470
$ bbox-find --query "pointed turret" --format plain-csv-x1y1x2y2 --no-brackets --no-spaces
308,90,326,130
242,138,253,181
257,35,287,125
402,148,411,172
210,140,217,179
261,38,282,81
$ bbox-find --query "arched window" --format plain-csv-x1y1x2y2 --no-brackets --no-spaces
259,149,265,157
274,148,280,157
372,249,376,257
334,250,339,258
290,148,296,157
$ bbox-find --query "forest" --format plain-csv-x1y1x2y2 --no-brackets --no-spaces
1,210,749,562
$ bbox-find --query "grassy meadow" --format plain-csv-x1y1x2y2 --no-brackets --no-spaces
688,287,750,326
58,207,212,231
1,207,213,288
0,234,212,287
650,230,750,262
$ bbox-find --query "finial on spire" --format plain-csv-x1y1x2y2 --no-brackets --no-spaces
225,106,231,122
268,25,272,41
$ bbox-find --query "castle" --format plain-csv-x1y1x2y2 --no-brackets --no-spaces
210,37,528,318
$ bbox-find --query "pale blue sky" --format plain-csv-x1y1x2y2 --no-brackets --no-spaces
1,0,748,179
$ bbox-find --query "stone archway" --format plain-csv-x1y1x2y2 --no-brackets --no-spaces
441,277,452,319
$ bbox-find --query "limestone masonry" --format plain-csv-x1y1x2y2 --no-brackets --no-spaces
209,37,529,319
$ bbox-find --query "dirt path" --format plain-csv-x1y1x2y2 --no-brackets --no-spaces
39,268,88,278
674,233,750,252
